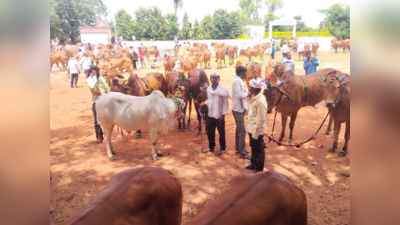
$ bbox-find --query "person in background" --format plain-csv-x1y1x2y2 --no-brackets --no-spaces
93,46,99,58
231,66,251,160
154,46,160,67
281,52,295,73
245,79,267,173
87,43,92,51
203,72,230,156
139,47,146,68
68,55,80,88
271,42,276,59
303,50,320,108
132,35,135,41
79,53,92,79
86,65,109,143
76,49,84,58
129,46,137,69
282,41,288,59
118,35,123,44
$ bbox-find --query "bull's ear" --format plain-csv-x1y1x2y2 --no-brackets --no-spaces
339,81,350,87
340,76,346,82
116,74,125,79
318,83,325,89
280,90,291,100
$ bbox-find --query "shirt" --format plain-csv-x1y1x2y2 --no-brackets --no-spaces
139,50,145,59
205,83,230,120
231,76,248,113
68,60,80,74
94,48,99,57
86,76,110,104
248,88,267,139
303,57,320,75
282,44,288,53
271,46,275,53
79,57,91,70
154,49,159,58
281,58,295,73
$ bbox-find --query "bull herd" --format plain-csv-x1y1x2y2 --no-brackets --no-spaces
52,41,350,225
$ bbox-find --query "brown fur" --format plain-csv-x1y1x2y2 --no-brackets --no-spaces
126,72,167,97
166,71,190,130
186,171,307,225
235,58,249,69
245,62,263,89
108,57,132,74
203,49,211,69
225,46,236,66
240,47,264,61
188,69,210,133
62,167,182,225
332,40,348,53
215,48,226,69
164,55,176,75
312,42,319,56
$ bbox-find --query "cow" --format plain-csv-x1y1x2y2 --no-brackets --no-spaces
245,61,263,89
50,52,62,71
225,45,236,66
346,39,350,52
265,60,285,84
164,55,176,75
62,167,183,225
188,69,210,135
235,58,249,69
108,57,132,74
166,71,191,131
186,170,307,225
332,40,348,53
203,49,212,69
311,42,320,56
240,47,264,61
232,45,238,58
96,91,186,160
297,43,310,61
193,42,208,51
211,42,227,49
145,46,155,62
181,57,197,72
319,73,350,157
215,48,226,69
263,68,341,145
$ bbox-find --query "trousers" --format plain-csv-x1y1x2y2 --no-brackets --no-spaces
207,116,226,150
232,110,246,155
249,133,265,172
70,73,78,87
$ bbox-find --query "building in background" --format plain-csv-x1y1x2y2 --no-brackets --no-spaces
242,25,265,40
78,20,111,45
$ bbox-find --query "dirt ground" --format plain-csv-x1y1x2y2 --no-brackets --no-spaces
50,51,350,224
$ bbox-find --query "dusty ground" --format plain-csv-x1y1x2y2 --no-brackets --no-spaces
50,51,350,224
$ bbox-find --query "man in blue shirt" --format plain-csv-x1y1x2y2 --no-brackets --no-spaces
303,51,319,75
303,50,320,109
271,42,275,59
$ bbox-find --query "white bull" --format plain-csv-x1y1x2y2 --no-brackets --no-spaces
96,91,186,160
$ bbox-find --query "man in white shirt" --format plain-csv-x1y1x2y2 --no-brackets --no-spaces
93,46,99,58
68,55,80,88
132,35,135,41
79,53,92,78
231,66,251,159
282,42,289,59
298,41,305,53
203,72,230,155
281,52,295,73
118,35,123,44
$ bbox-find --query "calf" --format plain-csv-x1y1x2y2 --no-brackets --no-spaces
320,73,350,157
62,167,183,225
186,171,307,225
166,71,190,131
215,48,226,69
96,91,186,160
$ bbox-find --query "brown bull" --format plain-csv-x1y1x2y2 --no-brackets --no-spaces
166,71,190,131
320,73,350,157
62,167,182,225
235,58,249,69
203,49,211,69
241,47,264,61
245,61,263,89
193,42,208,51
164,55,176,75
215,48,226,69
50,52,63,71
332,40,348,53
297,43,310,61
225,45,236,66
264,59,281,83
144,46,155,61
211,42,227,49
109,57,132,74
188,69,210,135
186,170,307,225
346,39,350,52
264,68,341,145
181,57,197,72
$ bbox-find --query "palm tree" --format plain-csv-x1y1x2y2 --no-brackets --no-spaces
173,0,183,14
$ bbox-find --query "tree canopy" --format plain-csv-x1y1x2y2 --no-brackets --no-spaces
318,4,350,39
239,0,263,25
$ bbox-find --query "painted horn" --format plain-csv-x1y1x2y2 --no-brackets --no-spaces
340,76,346,82
277,81,284,87
321,77,326,82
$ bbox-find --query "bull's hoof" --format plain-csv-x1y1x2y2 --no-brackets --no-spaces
287,140,293,145
108,155,115,161
324,130,330,135
157,152,164,157
152,155,158,160
337,151,347,157
112,150,117,155
136,134,142,139
328,147,336,152
277,137,283,142
331,134,335,138
50,207,54,214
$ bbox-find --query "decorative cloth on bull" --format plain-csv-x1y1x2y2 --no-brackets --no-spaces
200,82,210,91
322,69,341,83
263,77,284,91
174,86,185,98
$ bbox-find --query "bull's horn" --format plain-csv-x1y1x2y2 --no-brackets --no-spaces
277,81,284,87
261,61,264,66
272,61,278,66
321,77,326,82
250,61,254,66
340,76,346,82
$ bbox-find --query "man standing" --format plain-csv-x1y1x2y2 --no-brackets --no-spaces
79,53,92,79
129,46,137,69
86,65,110,143
231,66,251,159
132,35,135,41
282,41,288,59
281,52,295,73
118,35,123,44
245,79,267,173
139,47,146,68
303,50,320,108
203,72,230,155
154,46,160,67
271,42,275,59
67,55,80,88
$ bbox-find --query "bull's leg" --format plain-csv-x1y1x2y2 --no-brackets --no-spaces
324,114,333,135
56,62,62,70
103,123,116,161
328,121,341,153
149,128,162,160
287,110,298,145
339,121,350,157
224,58,226,68
187,97,192,127
136,130,142,138
277,113,288,142
177,119,182,131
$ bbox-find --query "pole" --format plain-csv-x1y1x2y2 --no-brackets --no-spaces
114,19,117,43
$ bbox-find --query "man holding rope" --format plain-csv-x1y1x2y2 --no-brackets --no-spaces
245,79,267,173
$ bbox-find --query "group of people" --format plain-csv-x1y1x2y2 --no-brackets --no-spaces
202,67,268,173
67,53,93,88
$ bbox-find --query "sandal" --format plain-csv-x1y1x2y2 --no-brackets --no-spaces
337,151,347,157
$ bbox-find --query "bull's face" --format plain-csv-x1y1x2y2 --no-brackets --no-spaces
263,86,291,113
319,76,348,108
175,98,186,119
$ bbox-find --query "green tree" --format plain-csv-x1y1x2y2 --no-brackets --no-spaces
114,9,135,40
53,0,108,43
228,10,246,38
192,19,200,40
173,0,183,14
50,0,62,40
239,0,263,25
264,0,283,28
197,15,213,40
293,15,313,32
164,13,180,40
181,11,190,40
134,6,165,40
318,4,350,39
212,9,230,39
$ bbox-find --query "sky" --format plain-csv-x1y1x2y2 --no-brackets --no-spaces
103,0,350,29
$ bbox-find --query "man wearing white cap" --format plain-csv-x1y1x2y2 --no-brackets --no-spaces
203,71,230,155
245,79,267,173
